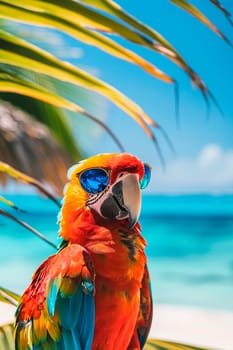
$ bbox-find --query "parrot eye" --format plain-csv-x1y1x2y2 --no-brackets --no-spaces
79,168,109,194
140,164,151,189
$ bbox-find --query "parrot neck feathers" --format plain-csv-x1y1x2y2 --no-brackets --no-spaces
58,204,144,258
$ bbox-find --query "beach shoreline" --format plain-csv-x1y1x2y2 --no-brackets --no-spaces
1,302,233,349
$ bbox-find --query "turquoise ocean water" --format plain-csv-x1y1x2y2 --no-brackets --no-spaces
0,194,233,311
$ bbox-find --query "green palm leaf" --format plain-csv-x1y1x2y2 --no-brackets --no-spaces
0,0,228,115
78,0,224,98
145,339,209,349
0,286,20,306
0,0,230,143
1,94,83,161
0,2,173,83
0,195,22,211
169,0,231,45
0,71,84,113
0,288,16,349
0,324,14,350
0,69,124,153
0,30,156,138
0,161,60,206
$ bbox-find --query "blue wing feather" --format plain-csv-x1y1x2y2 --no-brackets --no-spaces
58,329,82,350
15,244,95,350
47,278,60,317
56,285,94,350
77,293,95,350
57,285,83,329
56,283,95,350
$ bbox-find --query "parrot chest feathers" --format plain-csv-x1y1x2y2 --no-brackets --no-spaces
91,226,146,290
92,229,147,350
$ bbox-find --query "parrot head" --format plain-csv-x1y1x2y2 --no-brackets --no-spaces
60,153,151,233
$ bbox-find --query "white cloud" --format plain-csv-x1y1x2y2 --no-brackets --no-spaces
151,144,233,194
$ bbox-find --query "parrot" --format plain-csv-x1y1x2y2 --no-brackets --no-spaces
14,152,153,350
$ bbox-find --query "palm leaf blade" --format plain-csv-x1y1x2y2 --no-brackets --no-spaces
0,286,20,305
0,195,22,211
0,30,157,137
0,73,125,153
145,339,210,350
0,72,83,113
79,0,226,95
0,208,57,249
0,2,173,83
0,0,211,97
0,161,60,206
169,0,231,44
0,324,14,350
209,0,233,26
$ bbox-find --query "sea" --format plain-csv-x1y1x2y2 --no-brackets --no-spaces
0,194,233,311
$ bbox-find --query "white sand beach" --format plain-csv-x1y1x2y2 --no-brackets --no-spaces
149,304,233,350
0,302,15,326
1,302,233,349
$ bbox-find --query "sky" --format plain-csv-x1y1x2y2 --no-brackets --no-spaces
3,1,233,194
76,0,233,194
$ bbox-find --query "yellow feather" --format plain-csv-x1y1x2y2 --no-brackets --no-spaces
47,315,61,342
33,309,48,341
18,322,32,350
60,277,78,296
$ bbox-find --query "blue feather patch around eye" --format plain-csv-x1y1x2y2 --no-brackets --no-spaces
140,164,151,189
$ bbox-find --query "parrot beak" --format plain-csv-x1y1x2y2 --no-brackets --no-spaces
119,173,141,228
89,173,141,228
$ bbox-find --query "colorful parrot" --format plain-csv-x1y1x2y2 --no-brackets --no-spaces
15,153,153,350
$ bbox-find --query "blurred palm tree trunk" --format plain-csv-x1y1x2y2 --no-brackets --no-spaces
0,100,74,195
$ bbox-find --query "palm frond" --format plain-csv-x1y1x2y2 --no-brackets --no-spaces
145,338,210,350
209,0,233,26
0,323,14,350
0,100,71,196
0,0,231,168
1,0,231,129
0,208,57,249
0,286,20,306
0,160,61,206
0,30,157,137
78,0,227,102
0,70,124,154
0,195,23,211
0,2,173,84
169,0,231,45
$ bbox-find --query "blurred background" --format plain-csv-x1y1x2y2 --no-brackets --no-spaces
0,0,233,347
